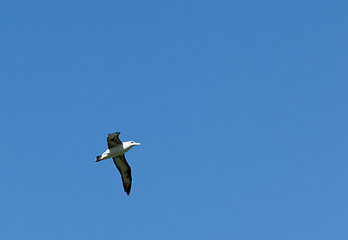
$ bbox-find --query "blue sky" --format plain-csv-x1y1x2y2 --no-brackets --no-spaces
1,0,348,239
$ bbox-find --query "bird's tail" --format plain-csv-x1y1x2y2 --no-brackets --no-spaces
95,155,102,162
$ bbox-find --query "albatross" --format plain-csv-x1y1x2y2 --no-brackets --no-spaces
95,132,140,195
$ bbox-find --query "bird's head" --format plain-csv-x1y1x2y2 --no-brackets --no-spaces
123,141,141,150
127,141,140,147
129,141,141,146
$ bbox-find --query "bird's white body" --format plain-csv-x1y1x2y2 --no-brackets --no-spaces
99,141,140,161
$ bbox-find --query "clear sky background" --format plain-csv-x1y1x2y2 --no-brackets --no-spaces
1,0,347,239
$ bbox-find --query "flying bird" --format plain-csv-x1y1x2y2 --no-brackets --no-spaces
95,132,140,195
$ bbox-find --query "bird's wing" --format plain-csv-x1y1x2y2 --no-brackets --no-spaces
113,154,132,195
107,132,122,149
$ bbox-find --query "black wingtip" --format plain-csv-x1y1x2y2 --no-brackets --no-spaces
124,186,131,195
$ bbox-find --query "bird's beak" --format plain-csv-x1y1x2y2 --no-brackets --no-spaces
134,142,141,145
